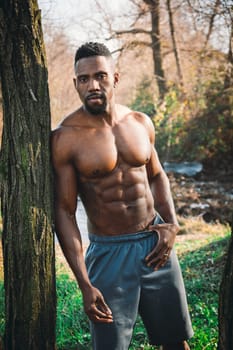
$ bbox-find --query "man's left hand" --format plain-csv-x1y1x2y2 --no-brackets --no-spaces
145,223,179,270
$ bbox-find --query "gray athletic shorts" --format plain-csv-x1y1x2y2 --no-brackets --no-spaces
85,215,193,349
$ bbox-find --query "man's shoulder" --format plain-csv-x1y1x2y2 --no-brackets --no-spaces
133,110,152,123
117,104,151,122
59,108,84,128
51,110,78,149
121,107,155,141
52,108,84,138
120,106,153,127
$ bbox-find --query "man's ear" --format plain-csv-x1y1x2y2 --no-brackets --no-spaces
114,72,119,87
73,77,77,90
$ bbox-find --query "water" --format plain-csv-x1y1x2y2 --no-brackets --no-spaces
76,199,89,245
163,161,203,177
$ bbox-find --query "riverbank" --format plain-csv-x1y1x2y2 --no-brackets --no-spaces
168,167,233,224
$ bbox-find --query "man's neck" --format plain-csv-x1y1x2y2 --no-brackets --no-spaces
84,102,118,127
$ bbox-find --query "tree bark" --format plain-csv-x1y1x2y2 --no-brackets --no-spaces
0,0,56,349
144,0,167,99
218,217,233,350
166,0,183,87
204,0,220,49
224,21,233,90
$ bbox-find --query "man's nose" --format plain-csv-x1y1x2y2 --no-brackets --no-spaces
88,78,100,90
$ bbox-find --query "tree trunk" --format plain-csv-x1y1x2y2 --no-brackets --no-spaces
224,22,233,90
218,217,233,350
0,1,56,349
166,0,183,87
144,0,167,99
204,0,220,48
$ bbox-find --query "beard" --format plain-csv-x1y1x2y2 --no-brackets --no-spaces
84,93,107,115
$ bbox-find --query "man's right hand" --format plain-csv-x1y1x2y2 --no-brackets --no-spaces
82,286,113,323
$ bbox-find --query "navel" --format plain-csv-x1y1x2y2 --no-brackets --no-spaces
92,169,101,176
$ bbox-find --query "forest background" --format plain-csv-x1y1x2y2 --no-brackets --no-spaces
0,0,233,349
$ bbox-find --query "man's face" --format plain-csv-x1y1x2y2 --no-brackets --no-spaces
74,55,118,115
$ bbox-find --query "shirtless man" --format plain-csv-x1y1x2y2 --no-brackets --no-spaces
51,42,193,350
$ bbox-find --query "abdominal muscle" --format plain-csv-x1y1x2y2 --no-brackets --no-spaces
79,165,156,236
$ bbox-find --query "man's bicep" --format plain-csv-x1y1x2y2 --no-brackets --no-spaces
142,115,162,178
53,162,78,215
51,131,78,213
146,146,164,180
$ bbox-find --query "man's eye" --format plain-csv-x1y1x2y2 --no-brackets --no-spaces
97,74,107,80
79,77,88,83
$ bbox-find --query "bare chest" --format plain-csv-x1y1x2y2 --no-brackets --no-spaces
73,123,151,178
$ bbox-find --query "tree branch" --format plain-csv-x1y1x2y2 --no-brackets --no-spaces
111,28,152,37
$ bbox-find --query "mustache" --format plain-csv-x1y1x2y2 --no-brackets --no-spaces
86,92,105,100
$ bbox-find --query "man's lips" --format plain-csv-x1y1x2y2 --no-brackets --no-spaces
87,94,104,101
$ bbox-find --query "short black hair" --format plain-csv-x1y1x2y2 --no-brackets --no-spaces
74,42,112,66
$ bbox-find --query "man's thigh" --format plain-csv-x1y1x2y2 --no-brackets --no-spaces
139,249,193,346
85,234,144,350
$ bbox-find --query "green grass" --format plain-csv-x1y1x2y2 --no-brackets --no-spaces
179,236,229,350
56,274,91,350
0,221,231,349
0,282,4,338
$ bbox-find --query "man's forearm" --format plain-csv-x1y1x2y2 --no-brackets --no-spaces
55,209,92,291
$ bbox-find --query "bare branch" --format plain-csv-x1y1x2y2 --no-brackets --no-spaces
94,0,114,34
166,0,184,85
204,0,221,48
114,28,152,36
108,40,151,50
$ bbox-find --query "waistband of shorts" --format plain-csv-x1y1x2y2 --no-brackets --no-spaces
88,213,162,244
